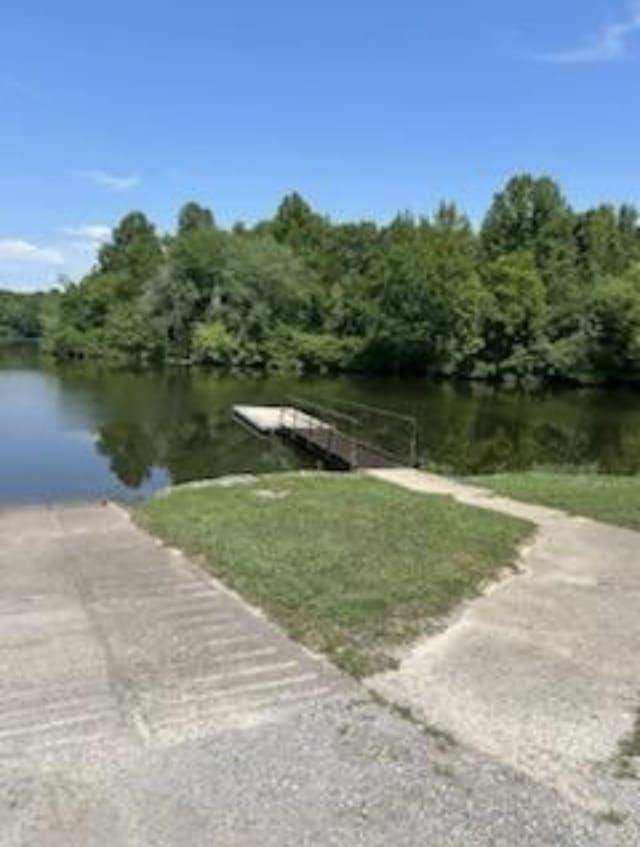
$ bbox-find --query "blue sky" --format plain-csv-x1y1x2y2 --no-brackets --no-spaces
2,0,640,290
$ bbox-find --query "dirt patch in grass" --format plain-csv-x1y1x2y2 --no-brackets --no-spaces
616,709,640,779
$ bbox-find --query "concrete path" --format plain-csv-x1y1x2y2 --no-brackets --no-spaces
1,501,634,845
367,468,640,817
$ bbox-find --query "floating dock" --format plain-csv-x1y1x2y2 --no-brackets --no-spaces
233,405,330,435
232,404,397,470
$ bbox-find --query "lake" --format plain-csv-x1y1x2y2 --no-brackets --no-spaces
1,348,639,504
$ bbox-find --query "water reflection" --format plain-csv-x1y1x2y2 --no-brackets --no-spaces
0,348,638,503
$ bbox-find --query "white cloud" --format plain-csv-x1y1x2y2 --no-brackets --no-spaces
0,226,112,291
74,169,140,192
0,239,64,266
68,240,101,254
528,2,640,64
60,224,112,242
0,239,66,291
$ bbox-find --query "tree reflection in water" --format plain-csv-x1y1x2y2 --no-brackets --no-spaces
2,349,638,500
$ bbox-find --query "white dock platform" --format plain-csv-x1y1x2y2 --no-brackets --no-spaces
233,405,331,435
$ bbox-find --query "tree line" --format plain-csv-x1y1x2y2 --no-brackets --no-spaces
0,290,52,343
5,173,640,384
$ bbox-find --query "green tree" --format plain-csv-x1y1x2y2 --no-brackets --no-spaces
143,266,199,354
317,221,380,282
192,320,237,365
481,175,576,305
216,234,308,350
177,202,215,235
575,204,639,283
270,192,328,268
98,212,163,295
37,175,640,384
479,252,547,377
361,208,484,374
585,269,640,381
168,226,226,306
0,291,50,341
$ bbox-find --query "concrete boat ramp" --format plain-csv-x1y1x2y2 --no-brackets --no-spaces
1,498,630,846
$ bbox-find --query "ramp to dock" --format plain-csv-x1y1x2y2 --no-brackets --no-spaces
233,404,398,470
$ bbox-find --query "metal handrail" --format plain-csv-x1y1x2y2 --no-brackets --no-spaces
288,396,359,469
331,398,416,426
282,395,419,469
288,395,358,426
329,398,419,467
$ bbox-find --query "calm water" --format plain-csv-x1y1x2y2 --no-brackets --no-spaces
1,348,639,504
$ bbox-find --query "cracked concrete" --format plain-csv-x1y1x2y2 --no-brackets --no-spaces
367,468,640,818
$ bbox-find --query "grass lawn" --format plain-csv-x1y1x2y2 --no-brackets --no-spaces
470,472,640,531
136,473,531,677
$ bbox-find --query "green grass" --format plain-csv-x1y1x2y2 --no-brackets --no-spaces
136,473,531,677
469,472,640,531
